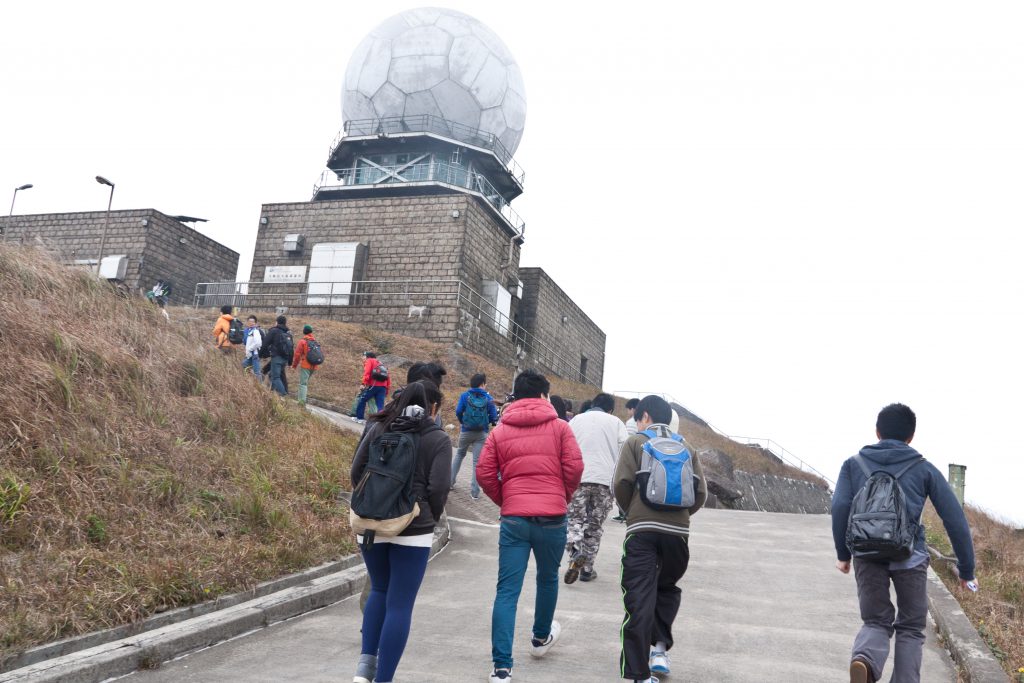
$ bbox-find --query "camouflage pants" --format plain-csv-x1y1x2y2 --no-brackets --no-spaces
565,483,616,571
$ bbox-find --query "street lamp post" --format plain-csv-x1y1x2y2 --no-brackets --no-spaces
95,176,115,274
5,183,33,243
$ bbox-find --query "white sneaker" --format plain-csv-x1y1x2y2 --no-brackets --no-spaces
650,649,670,675
488,667,512,682
352,678,371,683
529,620,561,658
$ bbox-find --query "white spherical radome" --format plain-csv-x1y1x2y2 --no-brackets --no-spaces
342,7,527,156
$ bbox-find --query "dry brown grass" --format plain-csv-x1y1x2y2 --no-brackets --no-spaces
923,504,1024,680
0,246,358,664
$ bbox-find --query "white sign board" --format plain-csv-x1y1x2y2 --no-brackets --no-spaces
265,266,307,283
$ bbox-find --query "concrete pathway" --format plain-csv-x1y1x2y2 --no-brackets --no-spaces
123,508,955,682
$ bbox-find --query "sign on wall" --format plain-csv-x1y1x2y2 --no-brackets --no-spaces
265,266,307,283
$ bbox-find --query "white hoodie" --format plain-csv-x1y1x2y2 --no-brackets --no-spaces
245,327,263,356
569,409,629,487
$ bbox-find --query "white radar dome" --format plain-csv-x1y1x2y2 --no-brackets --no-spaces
342,7,527,156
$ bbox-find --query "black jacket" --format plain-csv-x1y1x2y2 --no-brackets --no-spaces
263,324,292,359
351,415,452,536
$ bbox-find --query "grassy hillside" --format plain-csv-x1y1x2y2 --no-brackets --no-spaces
924,504,1024,679
0,246,358,664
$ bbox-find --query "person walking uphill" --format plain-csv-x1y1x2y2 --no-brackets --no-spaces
450,373,499,499
263,315,293,397
614,395,707,683
348,381,451,683
353,351,390,423
291,324,322,406
564,392,628,584
476,369,583,683
832,403,976,683
213,304,241,353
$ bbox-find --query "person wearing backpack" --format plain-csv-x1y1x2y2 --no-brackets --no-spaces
348,381,451,683
353,351,391,423
476,369,583,683
831,403,976,683
290,324,322,406
563,393,628,584
613,395,707,683
242,315,263,380
212,304,239,352
450,373,499,500
263,315,293,397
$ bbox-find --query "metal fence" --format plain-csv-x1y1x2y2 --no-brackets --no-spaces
313,159,526,236
332,114,525,184
193,278,600,385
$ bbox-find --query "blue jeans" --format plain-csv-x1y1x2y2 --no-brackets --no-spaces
356,385,387,419
491,515,568,670
451,430,487,497
242,353,262,380
360,543,431,683
270,356,288,396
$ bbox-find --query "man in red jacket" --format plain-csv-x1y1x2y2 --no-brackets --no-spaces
477,369,583,683
353,351,391,423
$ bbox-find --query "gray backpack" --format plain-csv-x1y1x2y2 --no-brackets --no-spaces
636,429,696,511
845,456,924,562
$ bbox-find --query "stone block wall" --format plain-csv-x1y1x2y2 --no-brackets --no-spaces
5,209,238,304
140,213,240,305
518,267,606,386
250,195,471,284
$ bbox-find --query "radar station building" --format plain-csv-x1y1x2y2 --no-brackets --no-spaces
212,7,605,385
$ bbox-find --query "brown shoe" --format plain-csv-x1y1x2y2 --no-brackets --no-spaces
849,658,873,683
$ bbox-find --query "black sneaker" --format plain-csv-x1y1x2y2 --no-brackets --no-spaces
579,568,597,582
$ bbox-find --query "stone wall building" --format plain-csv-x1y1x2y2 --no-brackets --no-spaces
5,209,239,305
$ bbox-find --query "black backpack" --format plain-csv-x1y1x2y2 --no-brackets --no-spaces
349,425,436,547
275,329,294,360
845,455,924,562
370,362,389,382
305,339,324,366
227,318,245,345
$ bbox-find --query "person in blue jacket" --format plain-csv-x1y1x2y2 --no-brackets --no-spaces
450,373,499,499
831,403,976,683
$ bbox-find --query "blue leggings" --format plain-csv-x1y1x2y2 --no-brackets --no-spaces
360,542,431,682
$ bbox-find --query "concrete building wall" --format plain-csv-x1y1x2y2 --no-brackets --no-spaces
518,267,606,386
4,209,238,304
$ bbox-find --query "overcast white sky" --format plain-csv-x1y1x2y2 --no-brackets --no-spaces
3,2,1022,524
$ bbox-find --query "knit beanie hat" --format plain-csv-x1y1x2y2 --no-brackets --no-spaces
303,324,313,334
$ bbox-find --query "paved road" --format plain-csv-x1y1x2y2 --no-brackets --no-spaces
123,508,955,682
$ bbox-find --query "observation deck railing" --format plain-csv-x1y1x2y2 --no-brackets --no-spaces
194,278,600,385
313,159,526,236
328,114,525,186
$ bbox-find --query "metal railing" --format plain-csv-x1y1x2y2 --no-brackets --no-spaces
331,114,525,185
313,159,526,236
612,390,834,487
193,278,602,385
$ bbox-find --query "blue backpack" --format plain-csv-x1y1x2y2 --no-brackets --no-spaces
637,429,697,511
462,392,490,431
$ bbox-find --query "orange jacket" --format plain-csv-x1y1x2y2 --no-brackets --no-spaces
292,334,318,371
213,314,234,348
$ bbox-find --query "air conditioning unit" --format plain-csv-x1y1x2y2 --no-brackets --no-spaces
99,255,128,281
282,234,304,253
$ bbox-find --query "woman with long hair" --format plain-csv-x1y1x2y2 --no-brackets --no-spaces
349,380,451,683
